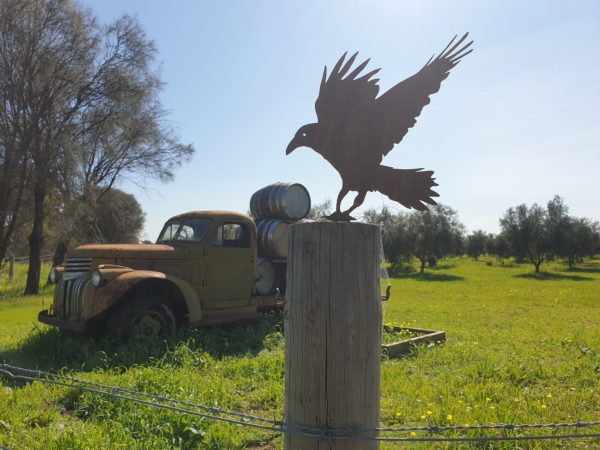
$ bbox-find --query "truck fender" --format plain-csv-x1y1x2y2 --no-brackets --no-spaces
83,270,202,323
164,274,202,323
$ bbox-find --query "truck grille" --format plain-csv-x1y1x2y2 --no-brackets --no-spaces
65,257,92,273
58,273,88,319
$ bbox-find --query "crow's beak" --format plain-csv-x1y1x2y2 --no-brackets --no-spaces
286,139,299,155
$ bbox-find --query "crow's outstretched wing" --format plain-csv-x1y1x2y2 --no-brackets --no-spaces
314,51,380,128
373,33,473,156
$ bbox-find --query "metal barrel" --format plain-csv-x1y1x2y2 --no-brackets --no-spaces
255,257,276,295
250,183,311,220
256,218,291,259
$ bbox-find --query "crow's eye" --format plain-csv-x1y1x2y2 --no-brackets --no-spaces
301,132,307,137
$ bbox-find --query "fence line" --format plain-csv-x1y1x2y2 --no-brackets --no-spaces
0,255,54,282
4,255,53,264
1,363,599,444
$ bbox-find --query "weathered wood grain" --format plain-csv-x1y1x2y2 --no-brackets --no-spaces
284,222,382,449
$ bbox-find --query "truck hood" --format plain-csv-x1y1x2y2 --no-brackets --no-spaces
70,243,176,260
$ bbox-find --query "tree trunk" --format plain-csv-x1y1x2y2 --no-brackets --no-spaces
534,262,540,273
419,258,426,273
46,239,69,284
0,153,28,266
25,186,46,295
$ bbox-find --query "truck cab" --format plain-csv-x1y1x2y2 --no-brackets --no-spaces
38,211,283,338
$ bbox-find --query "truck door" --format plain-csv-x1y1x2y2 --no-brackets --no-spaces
202,221,254,308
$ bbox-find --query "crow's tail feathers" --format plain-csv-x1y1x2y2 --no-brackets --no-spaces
373,165,439,211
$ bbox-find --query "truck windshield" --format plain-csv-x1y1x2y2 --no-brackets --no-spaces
156,219,211,243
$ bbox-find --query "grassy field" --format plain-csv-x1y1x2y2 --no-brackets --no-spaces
0,258,599,449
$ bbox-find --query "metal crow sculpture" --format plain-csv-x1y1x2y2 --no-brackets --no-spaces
286,33,473,221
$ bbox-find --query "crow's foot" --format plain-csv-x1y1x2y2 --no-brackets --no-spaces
323,211,356,222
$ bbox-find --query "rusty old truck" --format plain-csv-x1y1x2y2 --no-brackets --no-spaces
38,210,287,338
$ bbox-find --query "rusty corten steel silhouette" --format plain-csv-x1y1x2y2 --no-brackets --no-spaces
286,33,473,221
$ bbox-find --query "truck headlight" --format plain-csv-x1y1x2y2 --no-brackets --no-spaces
49,266,63,284
91,270,103,288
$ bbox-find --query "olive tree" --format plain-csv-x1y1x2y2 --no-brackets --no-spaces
486,232,511,265
465,230,488,261
500,203,549,273
561,217,598,268
384,205,464,273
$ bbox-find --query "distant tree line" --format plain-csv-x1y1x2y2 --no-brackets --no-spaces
362,204,465,273
0,0,194,294
349,195,599,274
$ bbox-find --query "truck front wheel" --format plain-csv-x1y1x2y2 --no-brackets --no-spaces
106,295,176,340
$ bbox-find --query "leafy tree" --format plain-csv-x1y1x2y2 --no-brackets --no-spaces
403,205,464,273
379,213,410,267
95,189,145,244
562,217,597,268
465,230,488,260
500,203,549,273
0,0,193,293
305,199,332,221
591,222,600,258
361,206,402,237
487,233,511,265
546,195,571,259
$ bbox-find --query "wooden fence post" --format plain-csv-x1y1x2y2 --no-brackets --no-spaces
8,256,15,282
285,222,382,449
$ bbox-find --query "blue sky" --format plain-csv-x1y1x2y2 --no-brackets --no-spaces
81,0,600,240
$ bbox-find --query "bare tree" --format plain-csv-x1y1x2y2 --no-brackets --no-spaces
0,0,193,293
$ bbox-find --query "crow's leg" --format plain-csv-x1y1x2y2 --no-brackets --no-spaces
335,187,349,213
324,187,350,221
340,191,367,219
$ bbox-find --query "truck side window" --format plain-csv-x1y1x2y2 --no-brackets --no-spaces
210,223,250,248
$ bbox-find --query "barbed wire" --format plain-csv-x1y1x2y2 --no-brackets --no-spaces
0,363,283,428
1,363,599,443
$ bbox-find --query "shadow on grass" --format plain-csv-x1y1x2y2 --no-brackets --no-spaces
429,263,456,271
514,272,593,282
561,265,600,274
496,263,519,269
0,314,284,374
395,272,465,282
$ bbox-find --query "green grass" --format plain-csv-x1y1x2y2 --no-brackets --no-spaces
1,258,599,449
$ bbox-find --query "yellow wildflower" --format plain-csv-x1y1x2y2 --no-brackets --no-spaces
447,414,453,421
420,415,426,420
395,412,401,417
410,431,416,437
546,393,552,398
541,404,547,409
426,410,433,415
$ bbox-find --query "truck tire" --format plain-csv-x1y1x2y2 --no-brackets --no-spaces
105,295,176,340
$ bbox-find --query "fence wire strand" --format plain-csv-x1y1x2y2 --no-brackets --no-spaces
1,363,599,443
